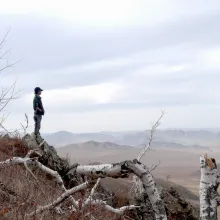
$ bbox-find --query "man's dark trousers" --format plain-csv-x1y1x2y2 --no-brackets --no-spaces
34,114,42,135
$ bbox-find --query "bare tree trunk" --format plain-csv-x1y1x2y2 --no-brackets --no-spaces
73,160,167,220
127,161,167,220
131,111,167,220
200,154,220,220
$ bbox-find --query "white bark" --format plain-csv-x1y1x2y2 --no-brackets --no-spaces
85,178,101,204
0,157,30,167
200,154,220,220
137,110,164,161
83,175,140,216
27,181,90,217
84,199,139,215
75,160,167,220
126,161,167,220
0,157,66,191
76,163,128,178
133,111,165,197
131,111,166,220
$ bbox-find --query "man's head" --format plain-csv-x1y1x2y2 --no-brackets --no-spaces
34,87,43,95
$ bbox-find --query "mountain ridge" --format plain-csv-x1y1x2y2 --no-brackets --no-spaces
43,129,215,150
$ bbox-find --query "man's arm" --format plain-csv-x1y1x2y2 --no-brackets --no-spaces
36,107,42,112
33,97,42,112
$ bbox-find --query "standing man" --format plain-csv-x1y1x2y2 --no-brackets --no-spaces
33,87,45,137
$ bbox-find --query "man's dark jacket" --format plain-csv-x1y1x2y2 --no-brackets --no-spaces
33,95,45,115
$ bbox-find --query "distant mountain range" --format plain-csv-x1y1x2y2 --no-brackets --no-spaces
43,129,217,150
62,140,133,150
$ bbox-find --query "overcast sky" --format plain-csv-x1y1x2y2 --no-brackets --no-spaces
1,0,220,133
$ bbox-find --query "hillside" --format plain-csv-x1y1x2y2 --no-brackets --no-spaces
0,135,200,220
99,177,199,220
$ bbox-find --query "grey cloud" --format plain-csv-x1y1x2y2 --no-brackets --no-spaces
1,5,220,132
0,41,203,93
1,10,220,74
6,69,220,116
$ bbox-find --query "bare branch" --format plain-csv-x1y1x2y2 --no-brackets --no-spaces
0,29,10,49
83,177,139,216
0,58,22,72
27,182,90,217
150,160,161,172
20,114,29,135
132,111,165,200
0,30,20,133
84,199,139,215
0,150,80,211
0,48,11,60
0,81,20,113
24,160,38,180
85,178,101,204
137,110,165,161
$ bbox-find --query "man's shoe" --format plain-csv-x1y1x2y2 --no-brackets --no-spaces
35,134,44,144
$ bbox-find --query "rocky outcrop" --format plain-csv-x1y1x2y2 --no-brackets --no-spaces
22,134,78,187
129,187,199,220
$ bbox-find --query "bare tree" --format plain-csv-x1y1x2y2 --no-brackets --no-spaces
0,30,20,134
130,111,166,220
20,114,29,135
137,110,165,161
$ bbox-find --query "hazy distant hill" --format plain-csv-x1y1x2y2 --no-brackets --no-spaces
62,140,132,151
43,131,115,147
154,130,220,146
60,140,207,151
43,131,76,147
43,129,215,150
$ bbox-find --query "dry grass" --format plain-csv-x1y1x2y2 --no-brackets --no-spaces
0,136,28,159
0,163,63,219
0,137,131,219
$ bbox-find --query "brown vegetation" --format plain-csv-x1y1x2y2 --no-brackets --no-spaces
0,135,28,159
0,135,201,219
0,136,133,219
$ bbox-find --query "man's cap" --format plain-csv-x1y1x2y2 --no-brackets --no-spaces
34,87,43,93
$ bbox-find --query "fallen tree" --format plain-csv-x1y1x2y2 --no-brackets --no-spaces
0,132,202,219
4,133,167,220
0,148,166,219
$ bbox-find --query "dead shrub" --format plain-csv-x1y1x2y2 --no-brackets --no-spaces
0,136,28,159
